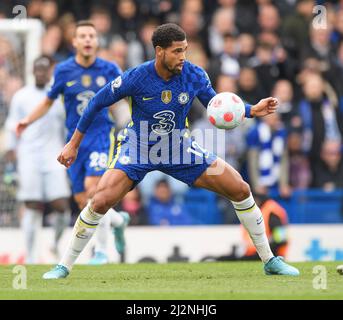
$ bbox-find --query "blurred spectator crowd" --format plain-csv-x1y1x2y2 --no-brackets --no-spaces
0,0,343,226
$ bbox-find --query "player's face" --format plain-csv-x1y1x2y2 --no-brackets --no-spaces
34,65,50,88
161,40,188,75
73,26,99,59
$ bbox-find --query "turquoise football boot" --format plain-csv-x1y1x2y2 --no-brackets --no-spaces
113,211,130,254
88,251,109,265
42,264,69,279
264,256,300,276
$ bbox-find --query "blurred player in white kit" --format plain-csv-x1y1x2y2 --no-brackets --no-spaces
4,56,71,263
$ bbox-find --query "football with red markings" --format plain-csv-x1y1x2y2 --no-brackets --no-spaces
207,92,245,130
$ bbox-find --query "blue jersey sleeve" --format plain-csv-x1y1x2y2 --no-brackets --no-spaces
47,65,64,100
196,68,217,108
244,103,253,118
77,71,133,133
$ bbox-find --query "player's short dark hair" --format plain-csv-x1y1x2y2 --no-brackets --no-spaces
151,23,186,48
75,20,96,34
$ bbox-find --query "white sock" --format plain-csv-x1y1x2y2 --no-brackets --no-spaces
108,208,124,227
232,194,274,263
21,208,42,264
94,213,110,254
59,204,103,271
53,210,71,250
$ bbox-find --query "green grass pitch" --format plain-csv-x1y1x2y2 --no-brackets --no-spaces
1,262,343,300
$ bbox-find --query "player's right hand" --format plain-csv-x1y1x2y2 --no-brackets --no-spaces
57,142,78,168
15,119,30,137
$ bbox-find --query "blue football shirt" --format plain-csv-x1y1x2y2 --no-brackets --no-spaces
47,57,122,141
77,60,253,144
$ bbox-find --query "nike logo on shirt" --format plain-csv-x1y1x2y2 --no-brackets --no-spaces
66,80,77,87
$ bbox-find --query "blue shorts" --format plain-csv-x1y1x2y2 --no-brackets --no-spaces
68,128,116,194
108,134,217,189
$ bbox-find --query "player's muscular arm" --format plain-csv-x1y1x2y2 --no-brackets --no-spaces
15,97,54,136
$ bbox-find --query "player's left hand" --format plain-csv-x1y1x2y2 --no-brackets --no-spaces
251,97,278,118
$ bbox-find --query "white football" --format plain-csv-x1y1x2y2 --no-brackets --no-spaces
207,92,245,130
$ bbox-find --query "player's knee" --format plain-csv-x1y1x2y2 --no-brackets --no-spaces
91,193,111,214
232,180,251,202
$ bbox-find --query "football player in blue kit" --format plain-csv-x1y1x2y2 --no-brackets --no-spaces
16,21,129,265
43,23,299,279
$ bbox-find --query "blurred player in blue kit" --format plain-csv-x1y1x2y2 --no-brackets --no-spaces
16,21,129,264
43,23,299,279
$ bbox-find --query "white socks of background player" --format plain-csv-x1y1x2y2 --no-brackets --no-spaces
59,203,103,271
21,208,43,264
232,194,274,263
94,208,124,254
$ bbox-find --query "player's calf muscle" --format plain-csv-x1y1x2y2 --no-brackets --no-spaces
218,163,251,201
91,187,125,214
91,170,133,214
210,177,250,202
196,159,251,202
